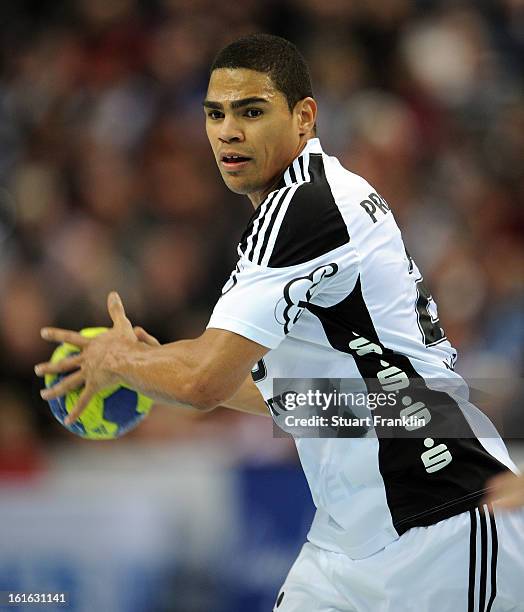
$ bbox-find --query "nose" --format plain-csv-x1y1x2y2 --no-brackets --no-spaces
218,115,244,144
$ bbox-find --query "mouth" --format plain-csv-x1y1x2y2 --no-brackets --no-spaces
220,154,252,171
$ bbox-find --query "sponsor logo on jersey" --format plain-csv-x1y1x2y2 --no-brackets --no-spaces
348,330,453,473
421,438,453,473
274,263,338,333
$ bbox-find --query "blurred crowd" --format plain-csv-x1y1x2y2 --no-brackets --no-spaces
0,0,522,472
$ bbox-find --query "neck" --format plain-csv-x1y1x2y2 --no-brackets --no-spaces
248,134,314,209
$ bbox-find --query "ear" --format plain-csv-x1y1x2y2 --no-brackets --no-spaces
295,97,317,136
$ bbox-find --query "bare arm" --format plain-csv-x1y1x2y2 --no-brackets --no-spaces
36,292,269,423
133,326,269,417
221,374,269,416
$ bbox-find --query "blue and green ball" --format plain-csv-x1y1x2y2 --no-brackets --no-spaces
44,327,153,439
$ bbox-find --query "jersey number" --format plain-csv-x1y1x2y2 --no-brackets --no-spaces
415,278,446,346
406,249,446,347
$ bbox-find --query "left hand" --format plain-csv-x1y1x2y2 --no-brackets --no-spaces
35,291,138,425
483,471,524,511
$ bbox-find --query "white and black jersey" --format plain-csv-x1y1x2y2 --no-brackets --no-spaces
207,138,516,559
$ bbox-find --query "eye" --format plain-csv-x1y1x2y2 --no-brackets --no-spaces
245,108,263,118
207,110,224,120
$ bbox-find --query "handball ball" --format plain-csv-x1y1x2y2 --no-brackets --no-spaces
44,327,153,440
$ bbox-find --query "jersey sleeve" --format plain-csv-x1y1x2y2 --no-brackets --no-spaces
207,180,358,349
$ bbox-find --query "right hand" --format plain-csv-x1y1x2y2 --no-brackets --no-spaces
133,326,161,347
36,294,161,425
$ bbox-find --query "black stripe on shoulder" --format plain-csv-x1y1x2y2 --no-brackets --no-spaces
255,186,292,265
288,163,297,184
238,203,262,255
266,153,350,268
248,191,279,261
238,191,277,259
297,156,305,182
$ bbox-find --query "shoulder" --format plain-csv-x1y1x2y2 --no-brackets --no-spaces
240,152,351,269
321,157,394,228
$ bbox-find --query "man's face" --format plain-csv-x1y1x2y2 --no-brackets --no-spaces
204,68,303,203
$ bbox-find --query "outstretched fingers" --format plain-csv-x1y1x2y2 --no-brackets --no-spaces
41,328,89,347
107,291,132,331
134,326,161,347
35,354,83,377
41,370,85,400
64,385,95,425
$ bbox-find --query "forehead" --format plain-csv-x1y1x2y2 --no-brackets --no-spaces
206,68,284,106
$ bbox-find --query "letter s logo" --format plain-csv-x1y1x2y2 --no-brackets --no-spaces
421,439,453,474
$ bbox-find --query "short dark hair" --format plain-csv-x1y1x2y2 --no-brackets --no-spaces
210,34,314,113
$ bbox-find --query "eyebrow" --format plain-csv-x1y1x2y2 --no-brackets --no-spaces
202,96,270,110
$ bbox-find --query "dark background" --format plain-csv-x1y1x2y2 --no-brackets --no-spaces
0,1,522,610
